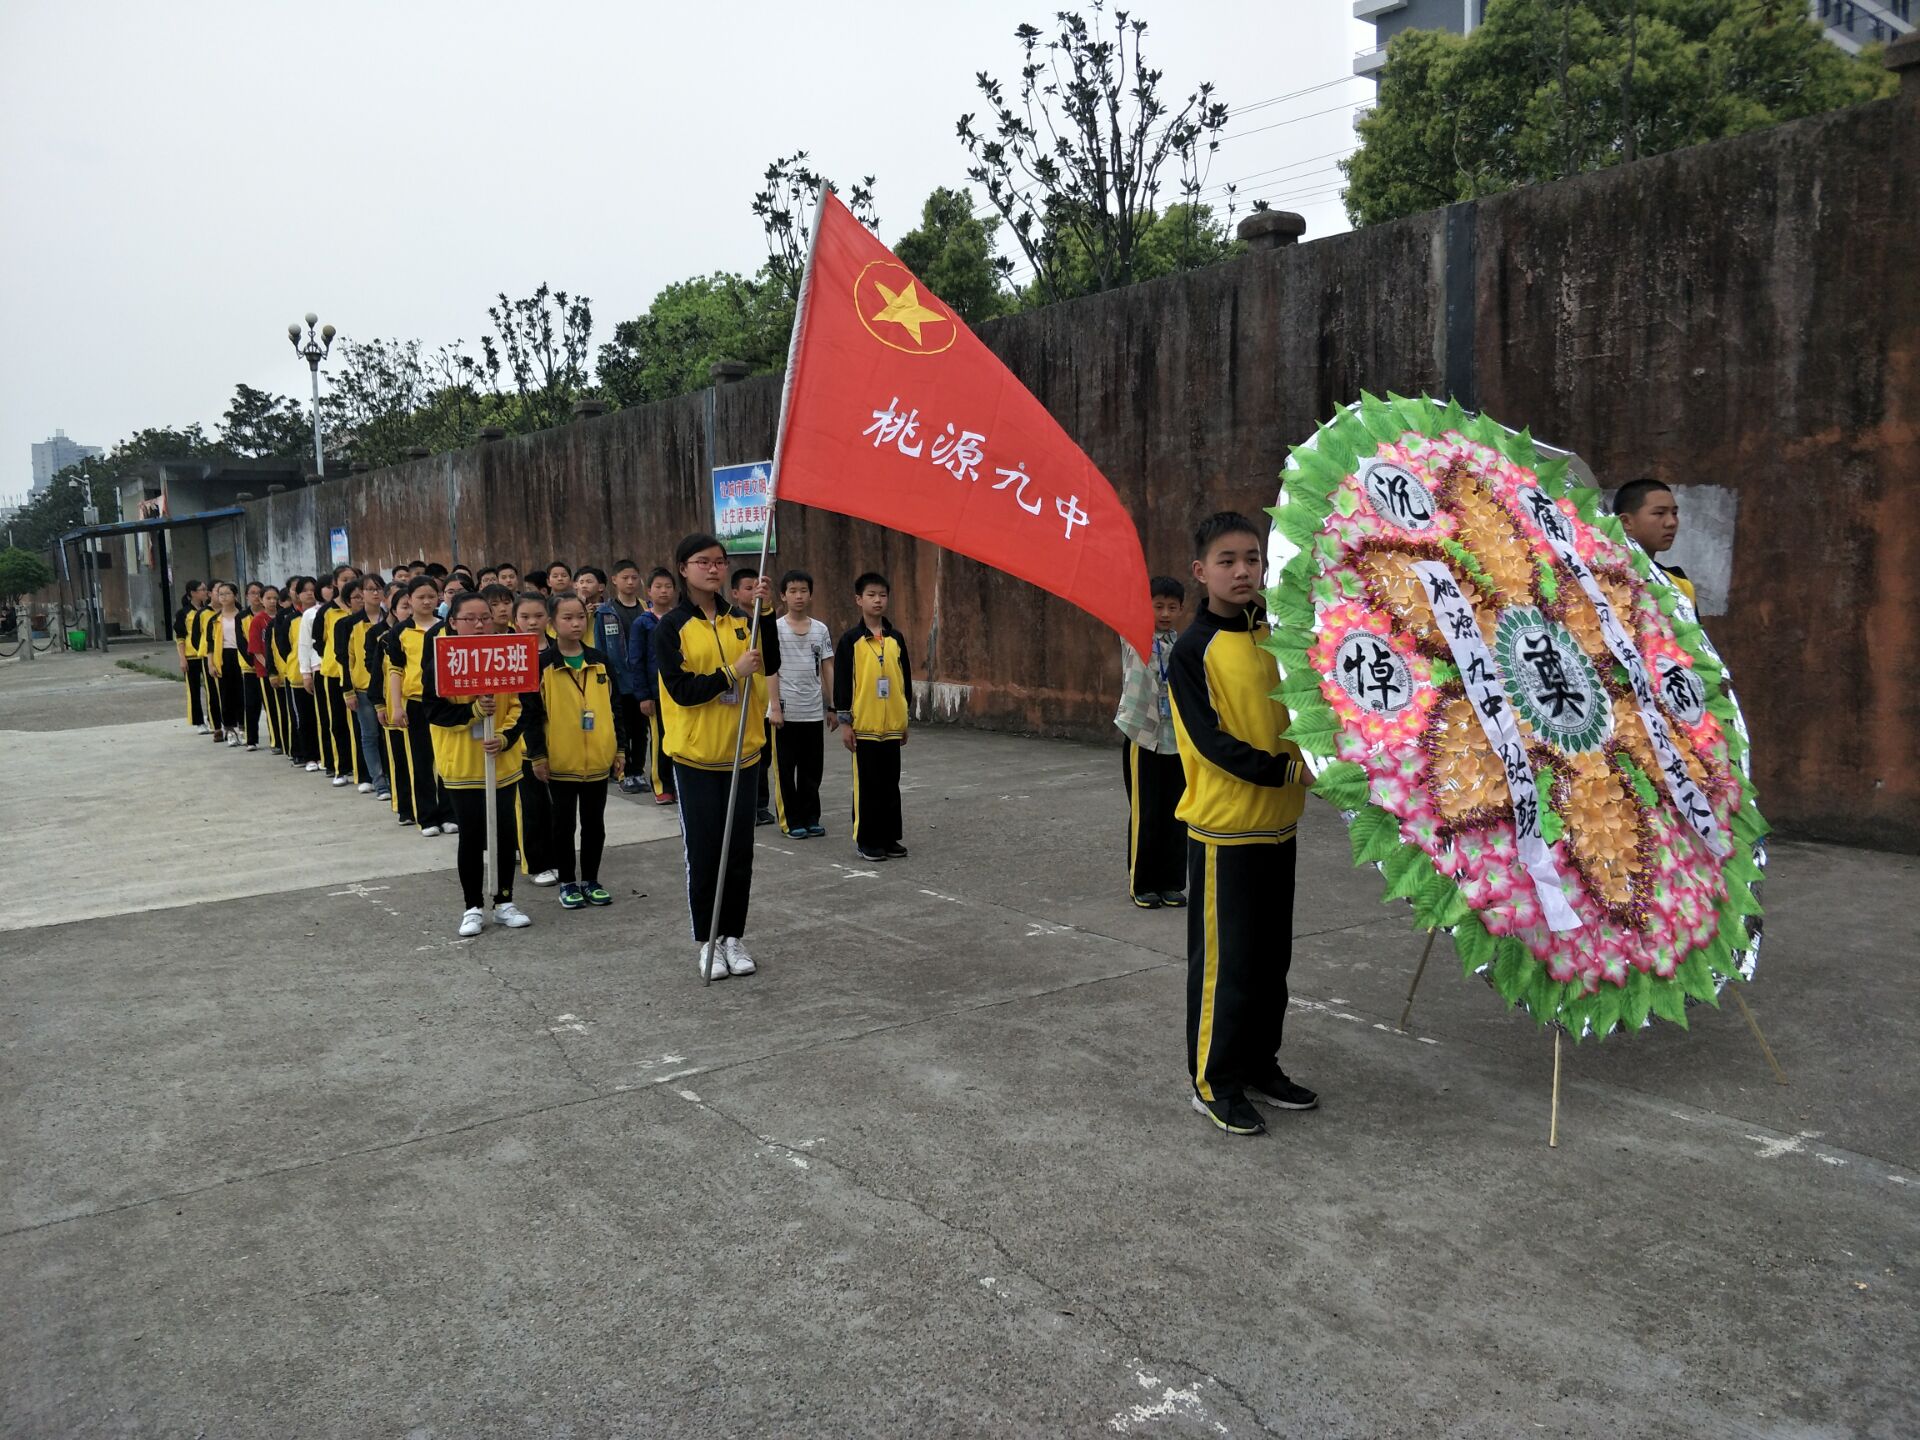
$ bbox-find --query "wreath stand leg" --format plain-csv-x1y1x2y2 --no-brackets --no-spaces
1400,928,1438,1031
1548,1029,1563,1149
1727,985,1789,1087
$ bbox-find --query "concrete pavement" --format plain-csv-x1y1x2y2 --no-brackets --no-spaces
3,648,1915,1437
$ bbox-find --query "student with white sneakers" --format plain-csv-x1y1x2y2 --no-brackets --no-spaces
424,592,536,937
651,532,781,981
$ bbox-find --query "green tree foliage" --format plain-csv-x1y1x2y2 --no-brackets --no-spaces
219,383,312,460
1027,201,1239,305
322,337,500,465
958,5,1232,303
753,152,880,303
891,188,1014,325
487,283,594,434
1343,0,1898,227
0,546,56,601
596,272,793,410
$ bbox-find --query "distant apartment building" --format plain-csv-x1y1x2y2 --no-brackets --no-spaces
30,429,103,494
1354,0,1909,82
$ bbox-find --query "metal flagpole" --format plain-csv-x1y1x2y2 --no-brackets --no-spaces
704,181,829,985
483,709,498,925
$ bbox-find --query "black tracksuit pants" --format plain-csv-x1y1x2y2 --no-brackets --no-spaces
851,738,903,849
1187,838,1296,1103
185,657,208,727
449,783,518,909
405,701,452,828
549,778,608,885
773,719,825,832
1122,740,1187,897
517,774,557,875
323,676,361,781
240,670,264,746
674,760,755,942
383,720,414,821
292,684,320,763
615,693,645,779
215,651,244,737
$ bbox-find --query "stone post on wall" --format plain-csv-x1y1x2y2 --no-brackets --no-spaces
1886,30,1920,95
1235,210,1306,251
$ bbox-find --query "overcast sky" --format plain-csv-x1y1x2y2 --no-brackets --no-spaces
0,1,1369,503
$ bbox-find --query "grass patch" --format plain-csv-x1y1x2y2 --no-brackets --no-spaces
116,659,184,683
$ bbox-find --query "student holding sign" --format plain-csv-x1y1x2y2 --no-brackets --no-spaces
424,592,540,936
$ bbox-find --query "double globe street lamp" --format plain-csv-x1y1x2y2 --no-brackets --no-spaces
287,313,335,477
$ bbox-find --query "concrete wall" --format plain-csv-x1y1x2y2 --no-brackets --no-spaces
240,95,1918,850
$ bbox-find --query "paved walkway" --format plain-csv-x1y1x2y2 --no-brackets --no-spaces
3,649,1915,1437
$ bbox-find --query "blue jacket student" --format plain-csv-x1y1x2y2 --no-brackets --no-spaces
627,609,665,704
593,600,638,695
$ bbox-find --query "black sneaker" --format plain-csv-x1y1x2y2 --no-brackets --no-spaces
1131,892,1164,909
857,845,890,862
884,841,908,859
1246,1069,1319,1111
1157,891,1188,909
755,808,777,827
1191,1091,1266,1136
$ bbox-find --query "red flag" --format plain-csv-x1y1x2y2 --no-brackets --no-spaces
773,191,1155,656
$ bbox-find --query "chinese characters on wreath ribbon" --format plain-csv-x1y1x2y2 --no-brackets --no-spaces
1410,560,1584,934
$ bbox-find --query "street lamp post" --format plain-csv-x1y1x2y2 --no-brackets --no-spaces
287,313,336,477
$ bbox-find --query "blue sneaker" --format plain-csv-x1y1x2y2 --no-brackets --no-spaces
808,825,827,838
558,883,586,910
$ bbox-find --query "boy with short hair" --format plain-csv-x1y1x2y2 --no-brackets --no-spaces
478,582,516,634
730,566,778,826
1168,512,1314,1136
1115,576,1189,909
629,566,680,805
833,571,912,862
600,560,649,792
574,566,606,608
1612,478,1694,606
769,569,837,838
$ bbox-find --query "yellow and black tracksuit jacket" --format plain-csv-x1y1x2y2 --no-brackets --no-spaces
173,604,199,656
1167,604,1307,845
1660,562,1697,607
187,607,215,660
204,609,246,667
315,602,348,683
384,619,444,704
362,619,392,701
525,646,628,782
653,599,782,771
339,612,374,692
421,644,537,790
831,620,912,741
272,610,302,683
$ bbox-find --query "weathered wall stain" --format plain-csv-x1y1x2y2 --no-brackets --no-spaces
241,96,1917,850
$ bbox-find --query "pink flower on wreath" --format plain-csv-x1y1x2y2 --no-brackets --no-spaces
1310,602,1437,747
1486,460,1601,565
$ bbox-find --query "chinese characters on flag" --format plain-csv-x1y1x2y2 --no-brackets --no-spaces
772,190,1155,655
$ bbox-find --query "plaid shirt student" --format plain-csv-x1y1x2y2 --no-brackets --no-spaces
1114,632,1181,756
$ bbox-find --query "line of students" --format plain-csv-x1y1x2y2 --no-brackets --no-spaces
171,544,920,978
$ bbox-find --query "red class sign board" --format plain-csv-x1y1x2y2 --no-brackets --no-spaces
433,632,542,697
